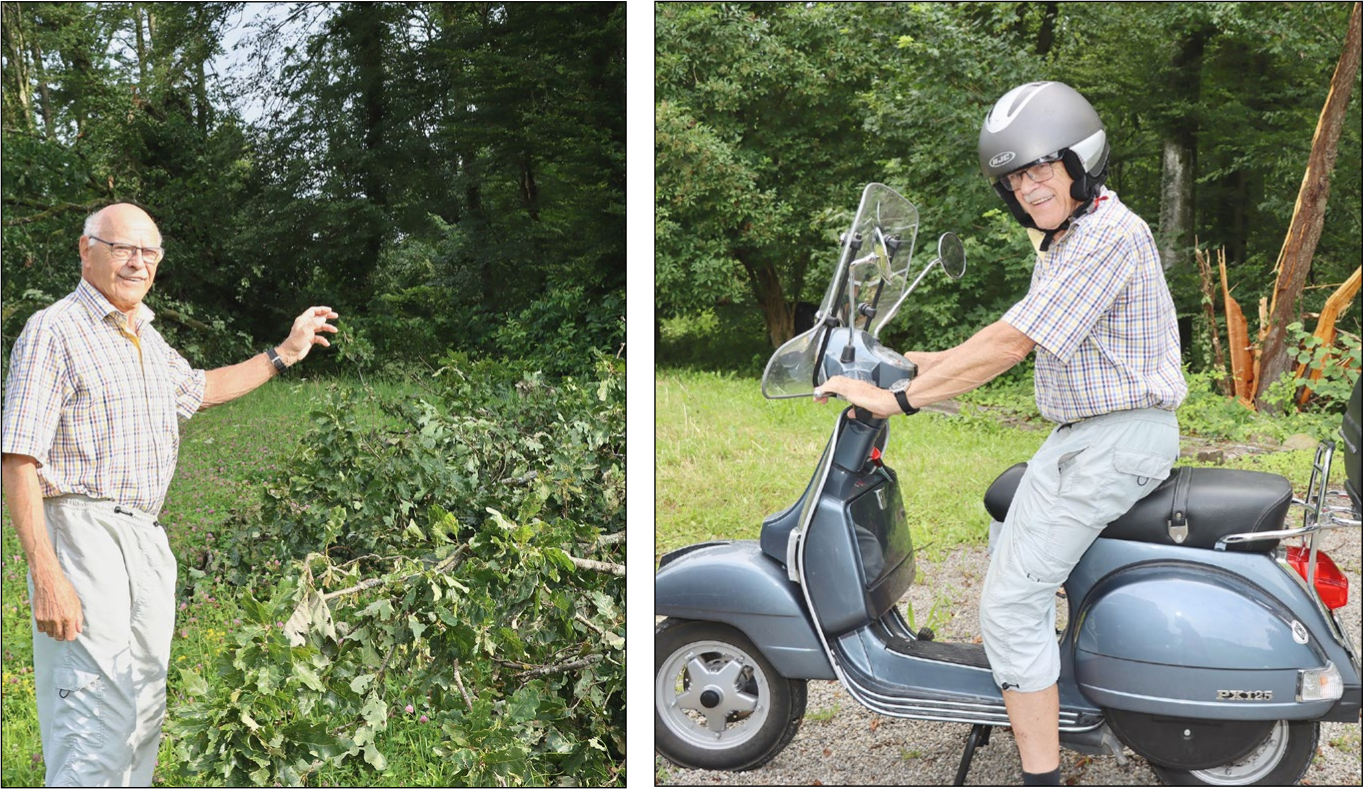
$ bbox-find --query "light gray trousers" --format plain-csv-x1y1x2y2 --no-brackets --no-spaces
979,408,1179,693
28,495,177,787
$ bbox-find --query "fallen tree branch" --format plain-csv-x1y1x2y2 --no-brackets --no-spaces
568,555,625,577
322,546,467,602
452,659,474,711
515,654,603,679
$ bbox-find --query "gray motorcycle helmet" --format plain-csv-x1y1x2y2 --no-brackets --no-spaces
979,81,1110,246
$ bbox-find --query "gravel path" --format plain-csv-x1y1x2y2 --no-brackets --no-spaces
656,520,1362,786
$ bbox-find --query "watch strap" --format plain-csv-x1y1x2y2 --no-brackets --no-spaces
894,388,919,415
266,347,288,374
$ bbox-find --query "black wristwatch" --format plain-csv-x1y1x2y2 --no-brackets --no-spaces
890,378,919,415
266,347,288,374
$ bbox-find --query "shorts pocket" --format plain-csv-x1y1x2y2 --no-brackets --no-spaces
52,666,107,747
54,667,100,699
1113,449,1173,487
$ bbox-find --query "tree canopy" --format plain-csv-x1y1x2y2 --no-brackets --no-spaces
2,2,625,376
656,2,1361,372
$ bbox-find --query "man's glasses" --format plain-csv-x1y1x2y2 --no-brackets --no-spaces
1000,154,1063,192
88,236,164,265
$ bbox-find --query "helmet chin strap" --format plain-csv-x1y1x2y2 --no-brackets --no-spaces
1037,198,1092,252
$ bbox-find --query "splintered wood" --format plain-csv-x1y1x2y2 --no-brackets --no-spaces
1219,251,1257,409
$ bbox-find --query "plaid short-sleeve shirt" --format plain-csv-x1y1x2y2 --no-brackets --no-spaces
1001,187,1187,424
2,278,206,514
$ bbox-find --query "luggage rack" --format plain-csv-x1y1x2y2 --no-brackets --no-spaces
1215,440,1360,590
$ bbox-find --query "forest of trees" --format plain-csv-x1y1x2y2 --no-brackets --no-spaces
2,2,625,376
656,2,1361,412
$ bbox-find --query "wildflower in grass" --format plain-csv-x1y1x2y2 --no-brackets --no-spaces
419,715,429,723
405,704,415,714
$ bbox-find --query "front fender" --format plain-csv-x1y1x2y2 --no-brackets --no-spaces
656,540,835,680
1073,562,1333,720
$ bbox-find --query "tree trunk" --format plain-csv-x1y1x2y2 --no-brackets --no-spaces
1158,138,1194,270
1156,27,1206,270
134,4,148,84
1256,1,1362,413
1,3,36,133
744,256,793,348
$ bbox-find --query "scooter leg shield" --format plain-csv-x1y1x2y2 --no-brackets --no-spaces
1072,560,1341,721
656,540,835,680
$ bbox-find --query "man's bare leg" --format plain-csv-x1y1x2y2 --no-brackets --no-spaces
1003,684,1060,773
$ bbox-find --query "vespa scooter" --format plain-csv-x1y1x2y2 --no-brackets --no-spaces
655,182,1361,786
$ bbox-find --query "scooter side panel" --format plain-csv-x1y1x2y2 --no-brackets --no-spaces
1065,539,1359,720
655,540,836,680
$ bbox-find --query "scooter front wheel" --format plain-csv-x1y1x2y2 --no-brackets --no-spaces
655,618,807,771
1147,719,1319,786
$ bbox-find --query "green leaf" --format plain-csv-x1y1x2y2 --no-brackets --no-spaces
180,668,212,698
507,686,542,722
363,740,388,771
349,673,376,694
293,663,325,692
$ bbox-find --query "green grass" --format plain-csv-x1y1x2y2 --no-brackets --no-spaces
655,368,1354,564
1,376,426,787
656,369,1049,563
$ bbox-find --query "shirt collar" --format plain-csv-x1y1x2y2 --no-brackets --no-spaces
75,278,155,328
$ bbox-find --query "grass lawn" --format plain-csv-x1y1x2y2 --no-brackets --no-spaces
655,368,1353,564
0,376,433,787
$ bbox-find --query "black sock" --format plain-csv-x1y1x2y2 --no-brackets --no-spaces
1022,767,1060,786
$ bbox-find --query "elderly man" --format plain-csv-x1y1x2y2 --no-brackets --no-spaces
816,82,1186,786
1,202,338,787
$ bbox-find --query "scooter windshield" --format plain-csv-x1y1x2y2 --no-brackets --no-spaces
762,183,919,398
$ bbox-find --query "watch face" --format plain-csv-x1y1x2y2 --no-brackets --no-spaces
889,378,910,393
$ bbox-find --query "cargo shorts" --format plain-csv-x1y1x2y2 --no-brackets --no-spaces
28,495,178,787
979,408,1178,693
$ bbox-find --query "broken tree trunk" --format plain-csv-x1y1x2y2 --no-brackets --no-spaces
1221,256,1255,408
1256,1,1362,413
1195,243,1233,396
1296,267,1362,404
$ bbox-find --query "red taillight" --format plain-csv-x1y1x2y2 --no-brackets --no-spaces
1286,546,1349,610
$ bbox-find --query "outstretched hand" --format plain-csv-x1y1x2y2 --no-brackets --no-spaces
278,306,340,366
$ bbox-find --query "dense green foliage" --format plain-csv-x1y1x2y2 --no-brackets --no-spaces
2,2,625,373
656,2,1361,374
170,359,626,786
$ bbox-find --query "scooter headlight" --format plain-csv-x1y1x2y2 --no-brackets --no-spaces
1297,661,1344,702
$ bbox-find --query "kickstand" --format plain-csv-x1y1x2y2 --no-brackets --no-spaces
953,723,992,786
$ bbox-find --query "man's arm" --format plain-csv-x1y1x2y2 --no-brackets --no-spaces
2,453,83,641
199,306,339,410
900,319,1035,407
817,320,1035,415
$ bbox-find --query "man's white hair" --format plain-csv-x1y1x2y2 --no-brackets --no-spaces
83,208,105,238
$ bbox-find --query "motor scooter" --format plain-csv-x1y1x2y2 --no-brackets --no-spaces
654,182,1362,786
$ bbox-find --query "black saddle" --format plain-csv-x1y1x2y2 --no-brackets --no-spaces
983,463,1293,552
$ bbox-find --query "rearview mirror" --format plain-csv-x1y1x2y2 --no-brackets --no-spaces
937,232,966,280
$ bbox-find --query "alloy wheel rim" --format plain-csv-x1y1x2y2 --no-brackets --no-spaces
656,638,770,750
1187,720,1288,785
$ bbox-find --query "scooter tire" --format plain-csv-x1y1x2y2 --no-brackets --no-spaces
655,618,807,771
1149,719,1319,786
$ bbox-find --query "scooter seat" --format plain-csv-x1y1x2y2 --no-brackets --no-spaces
983,463,1293,552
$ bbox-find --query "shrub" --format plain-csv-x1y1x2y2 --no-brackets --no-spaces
178,355,625,786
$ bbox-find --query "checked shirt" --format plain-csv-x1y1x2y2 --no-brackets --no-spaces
2,278,206,515
1001,187,1187,424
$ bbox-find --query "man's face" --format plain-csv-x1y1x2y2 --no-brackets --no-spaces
1015,161,1082,231
80,205,162,315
